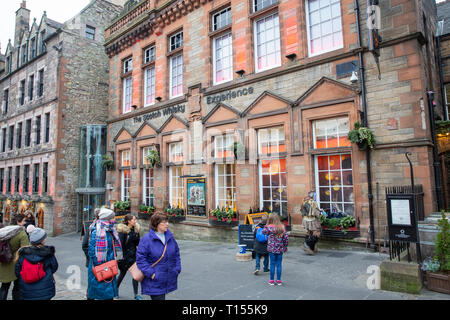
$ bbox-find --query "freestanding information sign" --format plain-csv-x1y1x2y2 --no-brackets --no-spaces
386,194,418,243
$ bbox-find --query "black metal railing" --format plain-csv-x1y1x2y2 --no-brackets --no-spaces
389,240,412,262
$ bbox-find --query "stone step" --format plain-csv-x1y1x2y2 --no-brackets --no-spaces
423,212,449,224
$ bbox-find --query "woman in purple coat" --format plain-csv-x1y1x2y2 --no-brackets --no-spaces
136,213,181,300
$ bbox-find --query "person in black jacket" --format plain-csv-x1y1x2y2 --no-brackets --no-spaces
81,208,100,268
253,214,269,275
116,214,142,300
23,211,36,230
15,228,58,300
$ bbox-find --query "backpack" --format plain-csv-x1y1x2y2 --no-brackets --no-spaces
20,258,46,284
256,228,268,243
0,240,13,263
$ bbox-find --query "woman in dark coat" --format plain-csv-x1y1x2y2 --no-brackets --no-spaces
116,214,142,300
136,212,181,300
15,228,58,300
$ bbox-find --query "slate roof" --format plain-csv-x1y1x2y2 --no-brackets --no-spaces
438,0,450,36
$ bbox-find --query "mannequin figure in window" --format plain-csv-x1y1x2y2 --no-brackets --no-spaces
301,191,322,255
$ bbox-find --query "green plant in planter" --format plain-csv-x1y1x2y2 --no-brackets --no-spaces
210,207,236,223
145,149,161,168
101,155,114,170
114,200,130,212
347,121,376,150
434,211,450,273
165,206,184,217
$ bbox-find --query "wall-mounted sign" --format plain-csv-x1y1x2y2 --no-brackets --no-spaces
133,104,185,123
186,178,206,216
206,87,254,105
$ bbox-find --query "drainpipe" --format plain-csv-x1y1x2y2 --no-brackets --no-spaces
354,0,376,250
436,35,448,121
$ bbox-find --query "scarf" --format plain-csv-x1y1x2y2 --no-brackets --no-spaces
94,220,122,264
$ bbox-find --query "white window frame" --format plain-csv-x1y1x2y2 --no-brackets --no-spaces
312,117,349,149
142,146,155,206
123,57,133,73
169,166,184,208
252,0,278,13
169,141,183,163
215,163,236,209
122,76,132,114
214,134,234,158
257,126,285,155
169,54,183,99
169,31,183,52
144,66,156,107
121,150,130,202
213,32,233,85
253,12,282,73
212,6,232,31
144,46,155,64
258,158,287,215
305,0,344,57
314,153,354,216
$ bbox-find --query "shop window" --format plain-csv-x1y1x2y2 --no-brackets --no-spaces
258,126,285,155
306,0,343,56
259,158,287,216
142,147,155,207
313,117,350,149
121,150,130,202
254,12,281,73
169,166,184,208
169,142,183,163
315,153,354,216
144,66,156,106
214,134,234,158
215,163,236,210
213,32,233,85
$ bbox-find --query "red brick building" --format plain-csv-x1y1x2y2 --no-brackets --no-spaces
104,0,443,244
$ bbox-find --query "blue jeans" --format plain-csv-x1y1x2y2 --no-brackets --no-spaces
269,253,283,281
255,253,269,271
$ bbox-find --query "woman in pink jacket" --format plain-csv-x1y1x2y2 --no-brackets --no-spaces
262,214,289,286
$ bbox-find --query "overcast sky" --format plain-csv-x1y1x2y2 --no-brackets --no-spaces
0,0,447,54
0,0,91,54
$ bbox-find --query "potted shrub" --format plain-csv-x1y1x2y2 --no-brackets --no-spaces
101,155,115,171
114,200,130,215
165,206,185,222
319,214,359,238
347,121,376,150
137,204,154,220
209,207,239,227
421,211,449,294
145,149,161,168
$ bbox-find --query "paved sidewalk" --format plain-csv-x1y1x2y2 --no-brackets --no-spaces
9,232,446,300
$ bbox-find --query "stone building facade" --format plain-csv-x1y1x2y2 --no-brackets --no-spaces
104,0,443,244
0,0,124,235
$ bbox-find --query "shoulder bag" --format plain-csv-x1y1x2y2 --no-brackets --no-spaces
128,243,167,282
92,239,119,283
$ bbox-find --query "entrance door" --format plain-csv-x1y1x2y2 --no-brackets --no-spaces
77,193,105,232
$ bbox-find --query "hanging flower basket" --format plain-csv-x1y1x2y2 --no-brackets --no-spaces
101,155,115,171
348,121,376,151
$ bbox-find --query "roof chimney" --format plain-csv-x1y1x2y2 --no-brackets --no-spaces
14,1,30,46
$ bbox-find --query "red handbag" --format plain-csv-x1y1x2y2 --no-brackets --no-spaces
92,242,119,283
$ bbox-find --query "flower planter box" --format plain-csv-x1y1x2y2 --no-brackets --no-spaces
426,272,450,294
209,218,239,227
137,211,152,220
168,215,186,223
321,226,360,239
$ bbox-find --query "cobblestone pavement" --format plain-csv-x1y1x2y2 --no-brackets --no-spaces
8,232,450,300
